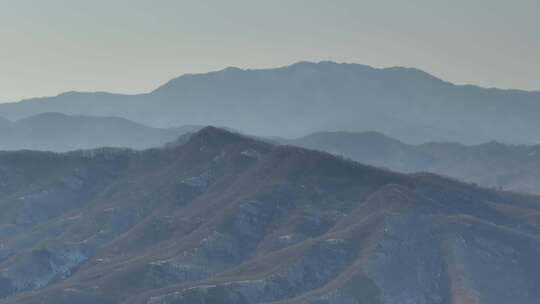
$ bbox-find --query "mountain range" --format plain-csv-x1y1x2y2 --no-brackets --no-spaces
284,131,540,195
3,112,540,197
1,127,540,304
0,113,201,152
1,61,539,144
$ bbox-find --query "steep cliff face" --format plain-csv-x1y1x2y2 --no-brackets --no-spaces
1,127,540,304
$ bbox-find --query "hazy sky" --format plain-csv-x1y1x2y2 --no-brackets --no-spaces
1,0,539,102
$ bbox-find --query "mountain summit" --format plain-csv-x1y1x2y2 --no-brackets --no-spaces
1,61,539,144
0,127,539,304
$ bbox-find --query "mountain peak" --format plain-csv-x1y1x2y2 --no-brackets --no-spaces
3,121,540,303
187,126,252,148
2,61,540,144
220,66,244,73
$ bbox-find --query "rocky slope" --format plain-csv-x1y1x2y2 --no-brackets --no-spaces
0,127,539,304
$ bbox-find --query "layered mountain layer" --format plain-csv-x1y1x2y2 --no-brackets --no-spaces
0,127,539,304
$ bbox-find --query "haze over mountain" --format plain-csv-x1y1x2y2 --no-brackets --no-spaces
1,61,540,144
0,113,201,152
0,127,540,304
5,111,540,197
285,131,540,195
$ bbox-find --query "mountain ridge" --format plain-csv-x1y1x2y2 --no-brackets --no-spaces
5,62,539,103
0,112,201,152
286,130,540,195
1,126,540,303
1,61,539,144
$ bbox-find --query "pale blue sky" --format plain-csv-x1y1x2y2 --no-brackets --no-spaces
1,0,539,102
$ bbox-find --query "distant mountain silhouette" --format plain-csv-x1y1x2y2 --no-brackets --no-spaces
286,131,540,194
282,131,434,171
0,113,202,151
1,61,539,144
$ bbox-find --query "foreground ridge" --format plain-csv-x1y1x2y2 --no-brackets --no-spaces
0,127,539,304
